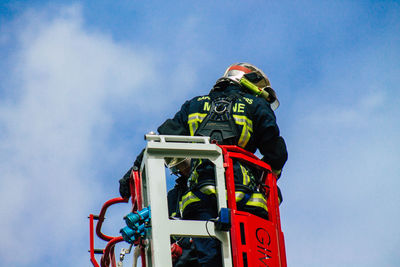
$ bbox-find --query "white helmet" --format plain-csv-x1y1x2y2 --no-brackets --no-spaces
219,63,279,110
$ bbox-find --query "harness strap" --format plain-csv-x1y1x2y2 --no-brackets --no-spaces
194,94,241,145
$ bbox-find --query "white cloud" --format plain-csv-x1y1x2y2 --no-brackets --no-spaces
281,16,400,266
304,91,386,128
0,5,155,266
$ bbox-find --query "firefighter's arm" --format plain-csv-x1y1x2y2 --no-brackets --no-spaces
119,100,191,198
252,99,288,177
260,135,288,179
157,100,191,136
119,167,133,199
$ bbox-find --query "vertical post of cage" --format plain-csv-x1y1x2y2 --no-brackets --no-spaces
140,135,233,267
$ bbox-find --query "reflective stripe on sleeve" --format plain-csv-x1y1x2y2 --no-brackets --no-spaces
197,185,248,203
180,191,201,215
199,185,216,195
245,192,268,212
233,115,253,148
235,191,246,202
239,164,251,186
188,113,207,136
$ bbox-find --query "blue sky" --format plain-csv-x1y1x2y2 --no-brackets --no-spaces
0,1,399,266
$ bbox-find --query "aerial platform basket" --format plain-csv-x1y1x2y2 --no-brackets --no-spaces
89,134,287,267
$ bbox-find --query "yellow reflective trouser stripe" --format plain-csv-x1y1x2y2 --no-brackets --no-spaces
188,113,207,136
233,115,253,148
180,191,201,214
246,192,268,212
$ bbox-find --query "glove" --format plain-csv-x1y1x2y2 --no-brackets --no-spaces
271,168,282,179
174,238,200,267
119,150,144,199
119,167,134,199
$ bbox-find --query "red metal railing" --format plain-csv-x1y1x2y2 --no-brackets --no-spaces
220,145,287,267
89,170,144,267
89,146,286,267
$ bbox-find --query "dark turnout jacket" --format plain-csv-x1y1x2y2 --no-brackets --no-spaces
158,84,287,172
156,84,287,218
120,83,287,218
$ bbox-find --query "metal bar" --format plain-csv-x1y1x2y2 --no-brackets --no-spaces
142,137,233,267
96,197,129,242
220,148,239,267
145,134,210,143
101,237,124,267
129,169,137,208
225,151,272,171
90,198,129,267
220,145,260,160
89,214,101,267
133,170,143,210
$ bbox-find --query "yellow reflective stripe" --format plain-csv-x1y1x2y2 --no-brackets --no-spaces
181,189,269,213
233,115,253,148
189,159,202,185
188,113,207,136
199,185,216,195
246,193,268,212
180,192,201,214
199,186,245,203
199,186,246,202
239,164,251,186
235,191,246,202
190,169,199,184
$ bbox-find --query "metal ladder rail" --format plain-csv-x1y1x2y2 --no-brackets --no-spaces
140,134,233,267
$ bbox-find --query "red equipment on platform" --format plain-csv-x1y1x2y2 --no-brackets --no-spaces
89,145,286,267
221,145,287,267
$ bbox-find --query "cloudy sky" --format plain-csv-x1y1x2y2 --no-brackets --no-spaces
0,1,399,266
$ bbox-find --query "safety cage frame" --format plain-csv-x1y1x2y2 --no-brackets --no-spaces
88,134,286,267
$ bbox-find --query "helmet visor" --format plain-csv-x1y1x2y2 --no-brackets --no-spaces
264,86,280,110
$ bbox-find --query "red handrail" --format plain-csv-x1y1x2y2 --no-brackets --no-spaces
101,237,124,267
89,169,144,267
89,197,128,267
97,197,129,241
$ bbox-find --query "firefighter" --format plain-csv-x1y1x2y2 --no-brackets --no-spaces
119,63,288,266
